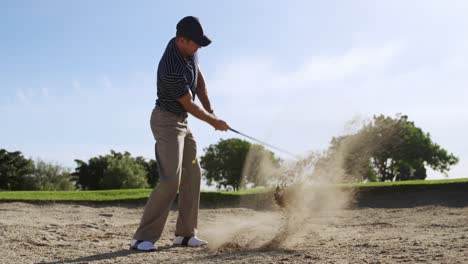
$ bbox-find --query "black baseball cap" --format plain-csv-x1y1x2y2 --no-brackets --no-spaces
176,16,211,47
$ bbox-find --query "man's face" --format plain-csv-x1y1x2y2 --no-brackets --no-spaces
180,37,200,57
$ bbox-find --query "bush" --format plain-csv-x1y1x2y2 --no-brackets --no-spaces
73,150,152,190
0,149,75,191
0,149,35,190
101,156,149,189
201,138,279,191
31,160,75,191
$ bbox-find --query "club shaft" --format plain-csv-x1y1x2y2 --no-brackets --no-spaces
229,128,299,159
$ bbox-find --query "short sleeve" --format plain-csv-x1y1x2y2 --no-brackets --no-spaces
161,73,190,99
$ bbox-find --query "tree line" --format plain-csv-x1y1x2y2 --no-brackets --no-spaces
0,149,159,191
0,115,459,191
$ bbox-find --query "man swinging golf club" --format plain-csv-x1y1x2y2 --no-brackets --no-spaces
130,16,230,251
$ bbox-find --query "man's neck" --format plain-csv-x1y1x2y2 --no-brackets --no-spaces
175,41,190,60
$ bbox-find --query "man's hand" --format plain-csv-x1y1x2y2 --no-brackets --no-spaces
210,119,229,131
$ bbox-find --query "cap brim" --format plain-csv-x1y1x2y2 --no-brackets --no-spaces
194,35,211,47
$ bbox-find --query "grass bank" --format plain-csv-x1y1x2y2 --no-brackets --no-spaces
346,178,468,187
0,178,466,203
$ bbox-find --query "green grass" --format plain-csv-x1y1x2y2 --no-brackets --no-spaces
0,189,152,202
0,178,466,202
346,177,468,187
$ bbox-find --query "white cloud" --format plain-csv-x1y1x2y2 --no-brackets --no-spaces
41,87,49,98
16,88,33,105
72,80,82,94
209,41,404,101
101,75,113,89
294,43,404,83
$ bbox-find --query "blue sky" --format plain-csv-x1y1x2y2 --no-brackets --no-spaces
1,1,467,182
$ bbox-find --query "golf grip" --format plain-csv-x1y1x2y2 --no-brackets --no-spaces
228,128,299,159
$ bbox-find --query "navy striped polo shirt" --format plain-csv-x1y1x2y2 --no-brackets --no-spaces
155,37,198,113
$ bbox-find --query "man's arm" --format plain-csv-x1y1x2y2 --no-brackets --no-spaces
196,68,213,113
177,93,229,131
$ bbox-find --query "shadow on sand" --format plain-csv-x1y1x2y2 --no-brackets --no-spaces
37,245,173,264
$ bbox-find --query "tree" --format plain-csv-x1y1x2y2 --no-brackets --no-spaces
369,115,458,181
201,138,250,190
0,149,35,190
31,160,75,191
72,150,153,190
200,138,279,190
319,114,459,182
136,156,159,187
101,155,149,189
1,149,76,190
72,155,109,190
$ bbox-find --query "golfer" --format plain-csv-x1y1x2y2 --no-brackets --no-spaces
130,16,229,251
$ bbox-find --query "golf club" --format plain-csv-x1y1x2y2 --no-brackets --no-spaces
229,128,300,160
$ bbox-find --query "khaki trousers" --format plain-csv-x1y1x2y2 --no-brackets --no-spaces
133,109,201,243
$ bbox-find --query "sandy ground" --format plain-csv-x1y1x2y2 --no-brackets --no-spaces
0,202,467,264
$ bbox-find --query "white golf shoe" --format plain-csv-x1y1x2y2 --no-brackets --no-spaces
173,236,208,247
129,239,157,251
